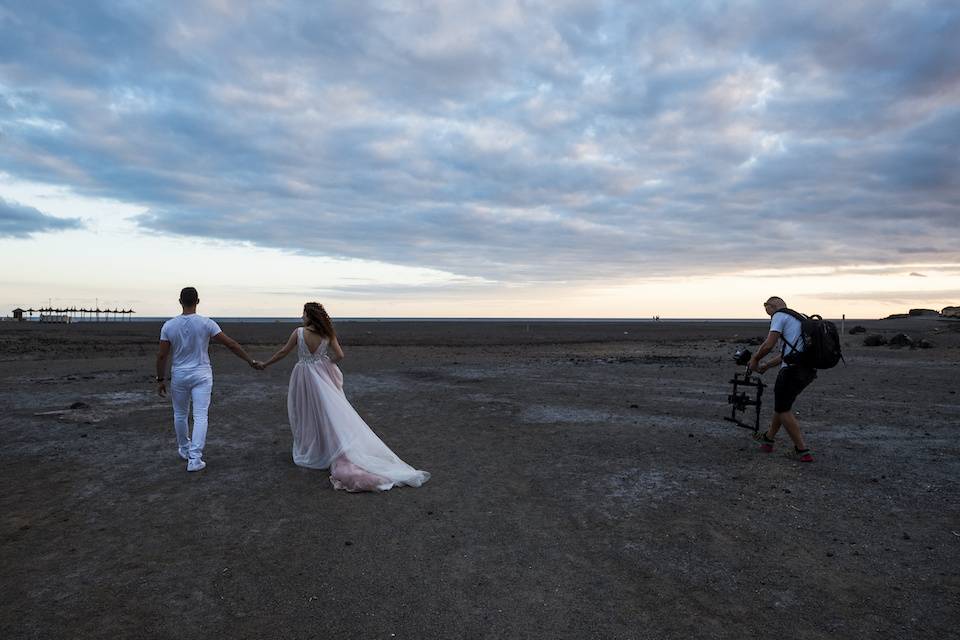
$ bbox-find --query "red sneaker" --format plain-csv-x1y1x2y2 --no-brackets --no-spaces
785,448,814,462
752,431,775,452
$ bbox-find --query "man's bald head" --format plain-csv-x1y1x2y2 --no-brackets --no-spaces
764,296,786,315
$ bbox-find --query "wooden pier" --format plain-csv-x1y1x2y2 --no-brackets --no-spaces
11,306,136,322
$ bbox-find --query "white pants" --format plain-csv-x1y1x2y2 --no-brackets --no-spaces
171,367,213,460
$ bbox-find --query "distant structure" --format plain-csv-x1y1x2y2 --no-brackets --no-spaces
11,306,136,322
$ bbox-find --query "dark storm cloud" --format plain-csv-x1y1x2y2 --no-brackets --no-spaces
0,196,83,238
1,0,958,282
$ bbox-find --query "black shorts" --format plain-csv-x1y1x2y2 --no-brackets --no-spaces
773,365,817,413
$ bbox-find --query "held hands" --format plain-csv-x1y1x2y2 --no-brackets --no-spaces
157,380,167,397
250,359,267,371
748,360,770,374
747,357,767,374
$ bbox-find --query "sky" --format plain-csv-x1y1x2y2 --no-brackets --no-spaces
1,0,958,319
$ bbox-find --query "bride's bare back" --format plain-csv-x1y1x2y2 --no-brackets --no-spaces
302,326,328,354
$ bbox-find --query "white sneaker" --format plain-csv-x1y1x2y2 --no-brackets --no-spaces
186,458,206,472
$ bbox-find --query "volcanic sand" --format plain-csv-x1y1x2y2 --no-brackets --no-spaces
1,319,958,639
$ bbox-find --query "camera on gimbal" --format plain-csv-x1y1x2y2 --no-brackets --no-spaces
733,347,752,366
724,347,765,432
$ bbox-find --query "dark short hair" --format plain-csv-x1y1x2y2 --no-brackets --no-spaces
179,287,199,305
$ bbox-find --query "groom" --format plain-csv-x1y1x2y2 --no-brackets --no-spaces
155,287,260,472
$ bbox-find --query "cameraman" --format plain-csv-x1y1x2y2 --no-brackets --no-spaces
747,296,816,462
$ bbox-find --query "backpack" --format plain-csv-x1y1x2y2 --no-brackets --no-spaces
777,309,844,369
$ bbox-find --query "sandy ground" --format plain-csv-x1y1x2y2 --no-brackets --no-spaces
1,318,958,639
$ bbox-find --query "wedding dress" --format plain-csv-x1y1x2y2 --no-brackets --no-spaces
287,327,430,492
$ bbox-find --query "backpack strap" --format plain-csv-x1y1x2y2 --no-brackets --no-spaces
778,308,807,322
775,308,806,357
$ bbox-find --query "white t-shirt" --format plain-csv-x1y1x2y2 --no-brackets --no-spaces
770,310,803,367
160,314,222,372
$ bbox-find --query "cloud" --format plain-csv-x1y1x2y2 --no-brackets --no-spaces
0,0,958,282
909,272,927,277
811,288,960,304
0,196,83,238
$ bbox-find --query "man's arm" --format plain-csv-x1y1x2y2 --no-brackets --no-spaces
211,332,258,367
748,331,781,372
156,340,171,396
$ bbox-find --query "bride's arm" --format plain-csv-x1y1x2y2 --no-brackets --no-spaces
329,336,345,364
261,330,299,368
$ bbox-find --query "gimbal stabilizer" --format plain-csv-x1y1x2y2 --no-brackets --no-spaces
724,348,766,432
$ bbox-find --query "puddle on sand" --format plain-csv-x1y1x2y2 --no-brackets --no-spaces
602,467,721,504
520,405,619,424
94,391,154,404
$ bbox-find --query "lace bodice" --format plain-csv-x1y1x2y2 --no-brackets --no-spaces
297,327,329,363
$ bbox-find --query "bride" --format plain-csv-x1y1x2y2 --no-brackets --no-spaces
259,302,430,492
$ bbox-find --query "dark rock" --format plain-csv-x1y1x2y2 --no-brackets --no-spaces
914,339,934,349
848,325,867,334
908,308,939,317
863,334,887,346
69,401,90,410
941,305,960,318
889,333,913,347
